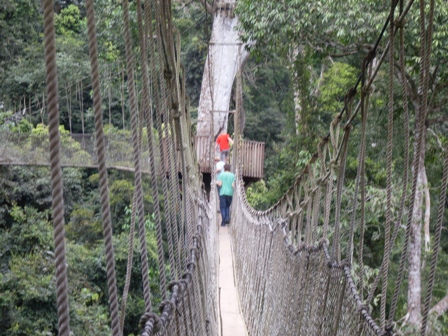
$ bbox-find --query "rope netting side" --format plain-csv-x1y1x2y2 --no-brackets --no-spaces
231,149,382,335
43,0,219,333
122,0,154,314
229,0,445,335
138,0,218,334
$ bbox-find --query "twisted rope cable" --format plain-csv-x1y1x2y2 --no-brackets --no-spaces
347,53,372,268
366,0,410,314
120,71,147,333
322,178,333,238
166,82,183,283
305,178,314,245
357,59,372,305
380,1,396,329
122,0,153,311
161,0,185,283
171,30,186,278
322,145,334,239
132,1,213,333
161,0,184,287
333,116,352,262
419,1,436,332
311,145,324,242
85,0,121,334
366,11,411,309
388,0,432,324
150,0,175,294
420,147,448,335
290,183,299,244
138,0,173,284
146,0,183,280
42,0,70,334
311,168,322,242
120,190,138,331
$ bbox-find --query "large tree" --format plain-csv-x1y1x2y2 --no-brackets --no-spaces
196,0,249,141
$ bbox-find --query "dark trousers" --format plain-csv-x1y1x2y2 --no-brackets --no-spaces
220,150,229,162
219,195,232,225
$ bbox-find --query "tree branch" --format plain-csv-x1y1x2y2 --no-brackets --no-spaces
427,114,448,126
198,0,212,15
429,294,448,318
394,61,418,103
329,50,360,58
427,128,444,150
423,167,430,252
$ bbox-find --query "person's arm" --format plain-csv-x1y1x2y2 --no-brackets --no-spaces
232,182,235,189
216,180,222,186
215,162,223,173
216,136,221,150
228,136,234,146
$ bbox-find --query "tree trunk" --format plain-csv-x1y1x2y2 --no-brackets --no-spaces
423,169,430,252
108,68,112,125
121,68,125,130
79,81,85,135
197,1,249,140
407,110,428,328
291,46,303,134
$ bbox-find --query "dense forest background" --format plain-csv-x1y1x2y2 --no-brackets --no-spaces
0,0,447,335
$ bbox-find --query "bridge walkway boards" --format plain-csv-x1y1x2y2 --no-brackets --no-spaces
218,224,247,336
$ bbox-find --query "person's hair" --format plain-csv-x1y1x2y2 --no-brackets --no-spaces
224,164,231,171
215,157,220,161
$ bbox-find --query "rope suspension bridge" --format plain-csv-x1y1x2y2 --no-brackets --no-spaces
1,0,447,335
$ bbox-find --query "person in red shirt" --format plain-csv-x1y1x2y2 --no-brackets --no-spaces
215,130,233,162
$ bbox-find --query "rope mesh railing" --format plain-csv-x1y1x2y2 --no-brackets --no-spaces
229,0,447,335
0,131,156,171
37,0,220,334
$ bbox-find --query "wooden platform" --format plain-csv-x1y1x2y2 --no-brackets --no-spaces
195,136,264,179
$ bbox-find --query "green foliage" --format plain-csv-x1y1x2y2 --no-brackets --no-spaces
10,119,33,133
70,287,111,336
0,0,42,66
173,2,212,106
0,205,56,335
0,163,161,335
318,62,358,115
66,205,102,244
237,0,387,58
55,5,83,36
246,180,269,209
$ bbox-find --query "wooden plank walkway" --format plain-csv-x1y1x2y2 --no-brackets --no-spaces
218,224,247,336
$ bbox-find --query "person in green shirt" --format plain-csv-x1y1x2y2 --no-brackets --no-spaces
216,164,235,226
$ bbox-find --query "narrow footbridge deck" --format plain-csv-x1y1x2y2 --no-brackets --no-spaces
219,224,247,336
